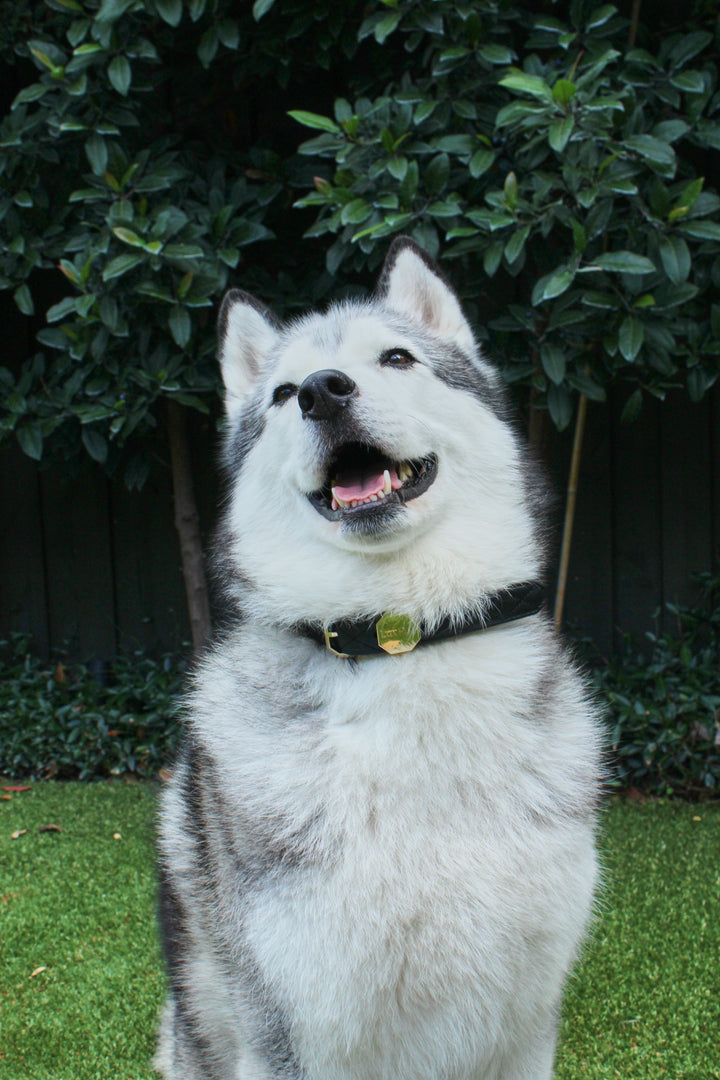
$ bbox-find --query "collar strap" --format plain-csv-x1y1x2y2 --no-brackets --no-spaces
299,581,546,659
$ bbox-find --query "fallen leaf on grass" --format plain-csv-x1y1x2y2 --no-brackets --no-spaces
0,795,11,801
2,786,31,793
113,832,122,840
30,967,47,978
38,824,62,834
11,830,27,840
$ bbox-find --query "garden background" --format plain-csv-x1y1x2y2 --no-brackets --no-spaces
1,3,719,1078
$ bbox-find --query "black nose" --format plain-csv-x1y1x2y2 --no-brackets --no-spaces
297,369,357,421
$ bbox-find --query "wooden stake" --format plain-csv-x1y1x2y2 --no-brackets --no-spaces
554,393,588,630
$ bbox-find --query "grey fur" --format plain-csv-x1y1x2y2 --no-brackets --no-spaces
156,239,602,1080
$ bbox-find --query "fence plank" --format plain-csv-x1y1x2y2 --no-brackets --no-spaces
611,392,663,645
111,469,189,654
561,399,615,656
0,445,49,652
660,391,713,610
39,461,117,659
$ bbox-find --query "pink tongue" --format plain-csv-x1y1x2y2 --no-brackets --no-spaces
334,467,401,502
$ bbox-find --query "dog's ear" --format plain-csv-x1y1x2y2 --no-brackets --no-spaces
217,289,280,416
378,237,475,355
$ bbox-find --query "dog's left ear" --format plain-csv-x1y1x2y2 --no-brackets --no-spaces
378,237,476,355
217,289,281,418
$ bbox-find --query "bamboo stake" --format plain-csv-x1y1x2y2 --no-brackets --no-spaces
554,393,588,630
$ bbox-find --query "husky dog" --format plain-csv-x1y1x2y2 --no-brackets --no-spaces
155,237,602,1080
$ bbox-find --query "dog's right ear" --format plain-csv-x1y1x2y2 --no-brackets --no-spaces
217,289,281,417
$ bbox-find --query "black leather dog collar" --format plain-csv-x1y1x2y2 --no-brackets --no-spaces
299,581,546,658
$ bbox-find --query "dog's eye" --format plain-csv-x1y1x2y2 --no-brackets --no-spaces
272,383,298,406
380,349,416,368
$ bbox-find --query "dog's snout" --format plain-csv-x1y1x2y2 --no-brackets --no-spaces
298,369,357,421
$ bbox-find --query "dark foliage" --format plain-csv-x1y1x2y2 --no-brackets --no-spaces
0,636,185,779
594,573,720,798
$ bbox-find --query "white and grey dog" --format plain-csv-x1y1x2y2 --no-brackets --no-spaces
155,237,603,1080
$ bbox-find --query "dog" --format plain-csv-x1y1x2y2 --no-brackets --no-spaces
155,237,603,1080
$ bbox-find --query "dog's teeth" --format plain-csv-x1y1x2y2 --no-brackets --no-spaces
332,488,349,509
383,469,392,494
399,462,412,482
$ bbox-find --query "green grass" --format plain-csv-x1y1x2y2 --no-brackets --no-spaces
1,785,718,1080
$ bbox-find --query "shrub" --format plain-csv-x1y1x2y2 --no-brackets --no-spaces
0,637,185,780
595,573,720,798
292,0,720,428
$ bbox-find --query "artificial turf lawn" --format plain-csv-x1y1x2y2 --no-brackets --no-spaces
1,784,718,1080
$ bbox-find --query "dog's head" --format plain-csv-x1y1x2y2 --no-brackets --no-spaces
217,238,545,623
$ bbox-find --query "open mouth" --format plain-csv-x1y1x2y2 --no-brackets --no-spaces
308,442,438,520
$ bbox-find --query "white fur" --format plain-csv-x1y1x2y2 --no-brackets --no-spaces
156,241,602,1080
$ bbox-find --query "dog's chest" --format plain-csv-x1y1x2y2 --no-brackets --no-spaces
216,640,592,1079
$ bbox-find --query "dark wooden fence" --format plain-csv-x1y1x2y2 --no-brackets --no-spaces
1,384,718,660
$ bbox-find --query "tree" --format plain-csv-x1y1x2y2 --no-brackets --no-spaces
0,0,367,649
288,0,720,618
2,0,719,645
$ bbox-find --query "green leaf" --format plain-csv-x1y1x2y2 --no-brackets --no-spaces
478,44,513,64
155,0,182,27
581,291,617,310
163,243,204,260
504,224,530,265
252,0,275,19
621,388,643,424
14,284,34,316
668,30,712,69
503,171,518,210
12,83,50,107
424,153,449,194
17,425,43,460
670,71,706,94
82,427,108,464
678,221,720,241
433,134,476,155
591,252,656,274
216,19,240,49
468,149,494,178
108,55,131,95
499,69,553,103
532,268,576,304
658,235,691,285
102,252,145,281
540,344,566,385
387,156,408,182
112,226,144,248
618,317,644,362
169,306,191,348
551,79,576,107
374,10,401,43
46,297,78,323
585,4,617,31
85,134,108,176
96,0,136,20
547,385,573,430
549,116,574,152
483,241,504,277
623,135,676,168
340,199,372,225
288,110,341,134
197,25,218,66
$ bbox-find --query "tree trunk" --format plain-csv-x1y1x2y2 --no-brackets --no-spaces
166,398,211,653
